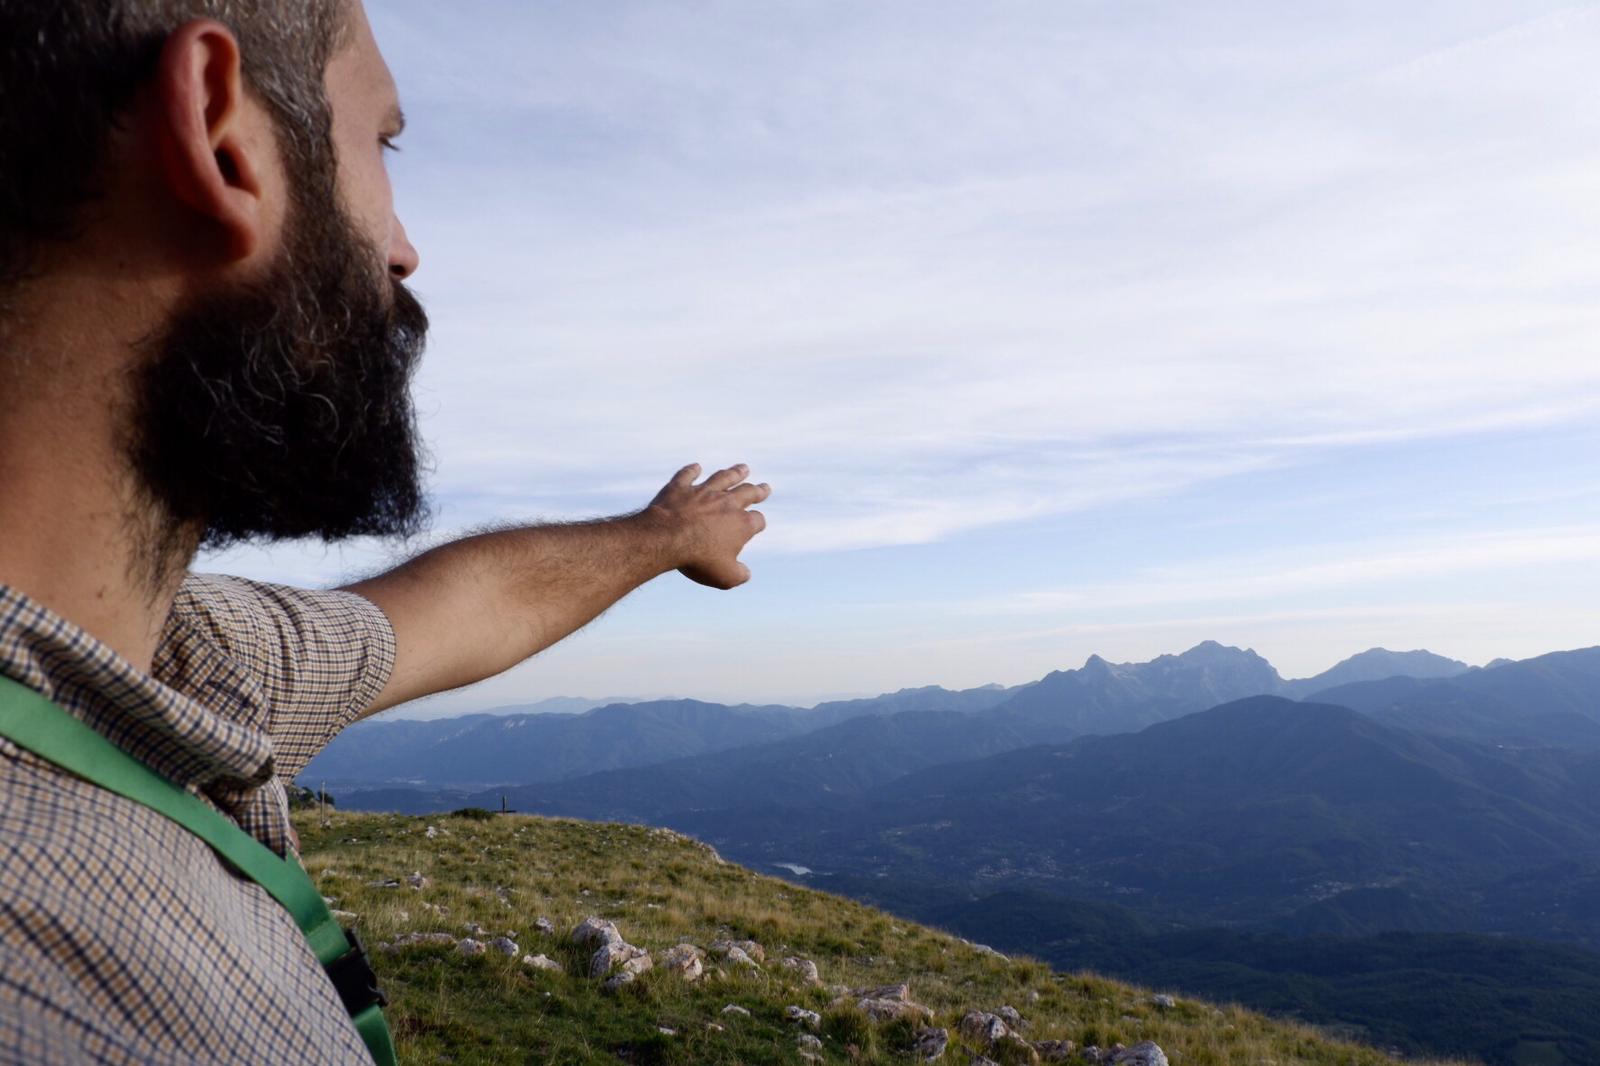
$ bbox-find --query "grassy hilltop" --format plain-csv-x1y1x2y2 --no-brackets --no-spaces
299,810,1475,1066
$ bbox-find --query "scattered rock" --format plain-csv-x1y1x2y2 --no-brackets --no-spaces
601,971,635,994
571,917,622,949
797,1034,823,1051
329,909,359,922
780,956,821,985
1013,1039,1042,1063
706,1023,725,1033
969,1056,1000,1066
457,939,485,956
522,954,562,972
959,1010,1010,1046
834,982,933,1023
913,1026,949,1062
421,902,449,916
377,932,456,953
590,940,649,979
365,879,400,889
463,922,487,937
785,1006,822,1029
720,1004,751,1017
1150,994,1176,1010
487,936,519,957
1112,1042,1169,1066
659,944,705,981
997,1005,1026,1030
424,825,439,839
534,916,555,936
723,946,761,969
657,1027,676,1037
709,938,765,963
971,943,1009,962
953,1011,1038,1062
859,996,932,1023
1032,1040,1076,1062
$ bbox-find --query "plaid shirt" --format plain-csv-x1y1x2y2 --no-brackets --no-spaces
0,573,396,1065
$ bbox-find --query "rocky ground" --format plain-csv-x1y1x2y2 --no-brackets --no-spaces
299,809,1477,1066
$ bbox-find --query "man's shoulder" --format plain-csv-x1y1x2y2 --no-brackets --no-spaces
166,572,390,659
166,572,267,656
0,745,371,1064
157,572,397,779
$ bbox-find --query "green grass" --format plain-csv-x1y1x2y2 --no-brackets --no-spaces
299,811,1479,1065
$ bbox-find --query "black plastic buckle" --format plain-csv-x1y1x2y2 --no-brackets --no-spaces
325,927,389,1017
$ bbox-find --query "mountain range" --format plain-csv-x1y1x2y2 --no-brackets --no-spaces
322,642,1600,944
307,642,1485,791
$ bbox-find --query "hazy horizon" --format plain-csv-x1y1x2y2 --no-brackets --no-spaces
200,2,1600,713
378,637,1517,719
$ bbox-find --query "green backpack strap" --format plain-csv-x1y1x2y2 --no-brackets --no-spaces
0,673,396,1066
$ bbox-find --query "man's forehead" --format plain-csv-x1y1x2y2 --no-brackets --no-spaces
328,0,401,115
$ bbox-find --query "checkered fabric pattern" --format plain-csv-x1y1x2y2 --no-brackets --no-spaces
0,572,396,1064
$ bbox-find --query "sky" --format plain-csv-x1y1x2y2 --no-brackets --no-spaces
199,1,1600,716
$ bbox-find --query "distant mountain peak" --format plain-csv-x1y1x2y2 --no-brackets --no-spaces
1284,647,1470,699
1177,640,1267,663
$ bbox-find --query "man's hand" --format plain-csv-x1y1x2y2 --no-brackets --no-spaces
640,462,771,589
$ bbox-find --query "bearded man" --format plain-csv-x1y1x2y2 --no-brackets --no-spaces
0,1,769,1061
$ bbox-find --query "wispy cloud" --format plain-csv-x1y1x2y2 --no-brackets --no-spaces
991,525,1600,615
304,0,1600,559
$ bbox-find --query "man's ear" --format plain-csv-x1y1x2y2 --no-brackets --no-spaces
152,20,272,261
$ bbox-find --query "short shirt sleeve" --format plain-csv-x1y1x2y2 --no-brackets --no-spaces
158,573,396,781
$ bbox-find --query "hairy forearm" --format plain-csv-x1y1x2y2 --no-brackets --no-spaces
342,463,768,715
461,514,676,657
343,513,676,709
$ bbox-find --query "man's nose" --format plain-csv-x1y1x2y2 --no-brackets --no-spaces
389,216,420,280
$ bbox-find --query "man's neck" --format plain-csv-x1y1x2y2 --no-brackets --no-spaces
0,451,196,675
0,287,196,675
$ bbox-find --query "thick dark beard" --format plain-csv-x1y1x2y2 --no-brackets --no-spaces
126,188,431,584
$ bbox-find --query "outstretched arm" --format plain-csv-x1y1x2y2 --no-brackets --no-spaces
339,463,769,717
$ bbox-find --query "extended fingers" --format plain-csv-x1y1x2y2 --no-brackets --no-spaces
727,482,771,507
671,463,702,488
702,463,749,491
